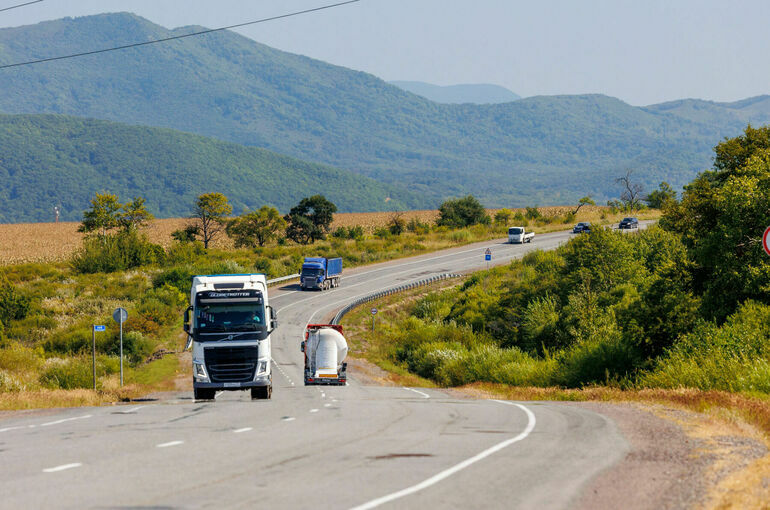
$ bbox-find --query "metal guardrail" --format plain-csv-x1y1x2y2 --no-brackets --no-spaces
266,273,299,285
331,273,463,325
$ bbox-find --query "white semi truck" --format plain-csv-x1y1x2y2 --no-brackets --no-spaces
301,324,348,385
183,274,277,400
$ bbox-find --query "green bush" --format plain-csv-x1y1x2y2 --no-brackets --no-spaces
437,195,490,228
72,231,164,273
0,274,31,325
40,358,96,390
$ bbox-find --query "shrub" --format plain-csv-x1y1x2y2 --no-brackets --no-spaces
437,195,490,228
72,231,164,273
525,207,541,220
406,218,431,234
494,208,513,224
253,258,273,277
389,215,406,236
108,331,155,364
153,266,194,294
40,358,95,390
520,295,560,353
0,274,30,325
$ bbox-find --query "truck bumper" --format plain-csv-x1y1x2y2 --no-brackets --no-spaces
194,375,271,390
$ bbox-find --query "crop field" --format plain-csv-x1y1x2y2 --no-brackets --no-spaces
0,206,635,264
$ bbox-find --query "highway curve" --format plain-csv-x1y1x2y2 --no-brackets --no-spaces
1,228,643,509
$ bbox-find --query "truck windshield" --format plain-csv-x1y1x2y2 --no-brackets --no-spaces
301,268,324,277
196,303,265,333
509,227,523,235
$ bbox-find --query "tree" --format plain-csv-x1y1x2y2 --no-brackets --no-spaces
571,196,595,215
644,182,677,209
494,208,513,224
388,213,406,235
191,193,232,249
171,225,201,243
78,193,121,238
227,206,286,248
436,195,490,228
284,195,337,244
615,170,645,211
662,125,770,320
118,197,154,232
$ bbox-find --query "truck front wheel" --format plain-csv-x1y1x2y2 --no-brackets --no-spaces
194,388,216,400
251,385,272,400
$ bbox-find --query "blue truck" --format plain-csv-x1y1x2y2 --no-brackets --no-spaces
300,257,343,291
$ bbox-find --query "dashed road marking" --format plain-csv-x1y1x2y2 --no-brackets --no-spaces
233,427,252,433
309,409,319,413
40,415,92,427
115,405,146,414
282,417,296,422
43,463,82,473
156,440,184,448
324,403,332,408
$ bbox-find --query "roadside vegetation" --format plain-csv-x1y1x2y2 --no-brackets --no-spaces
341,126,770,398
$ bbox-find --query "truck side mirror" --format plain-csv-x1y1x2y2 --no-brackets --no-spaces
267,305,278,332
183,306,192,333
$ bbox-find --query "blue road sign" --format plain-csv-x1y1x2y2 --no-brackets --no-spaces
93,325,106,332
485,254,491,261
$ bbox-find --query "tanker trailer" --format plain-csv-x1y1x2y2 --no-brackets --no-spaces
301,324,348,385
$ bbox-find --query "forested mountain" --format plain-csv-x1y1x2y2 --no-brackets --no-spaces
389,81,521,104
1,13,769,208
0,114,421,223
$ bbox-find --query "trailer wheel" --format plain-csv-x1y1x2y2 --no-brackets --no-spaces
194,388,216,401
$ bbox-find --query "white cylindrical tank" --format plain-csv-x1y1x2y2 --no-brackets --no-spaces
308,327,348,377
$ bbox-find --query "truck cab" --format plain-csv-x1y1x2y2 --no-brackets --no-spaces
183,274,277,400
508,226,534,244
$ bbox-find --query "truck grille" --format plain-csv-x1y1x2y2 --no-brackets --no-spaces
204,346,259,383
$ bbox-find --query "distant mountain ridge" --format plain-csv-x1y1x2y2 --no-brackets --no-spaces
0,13,769,210
389,81,521,104
0,114,422,223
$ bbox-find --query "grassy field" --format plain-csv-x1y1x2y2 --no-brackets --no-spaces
0,206,659,264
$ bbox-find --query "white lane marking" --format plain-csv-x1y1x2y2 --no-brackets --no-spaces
332,399,338,403
43,463,82,473
349,401,536,510
282,417,296,422
215,391,224,398
116,405,146,414
324,403,332,408
40,415,92,427
309,409,319,413
156,440,184,448
270,357,295,386
403,387,430,399
233,427,253,434
0,426,25,433
321,393,326,398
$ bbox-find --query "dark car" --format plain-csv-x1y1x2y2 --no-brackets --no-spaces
573,222,591,233
618,217,639,229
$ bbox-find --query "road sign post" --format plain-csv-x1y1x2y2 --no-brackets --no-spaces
113,308,128,386
484,248,492,291
763,226,770,257
92,325,106,390
371,307,378,332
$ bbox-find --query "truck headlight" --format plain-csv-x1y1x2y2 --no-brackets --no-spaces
256,360,269,375
193,361,209,382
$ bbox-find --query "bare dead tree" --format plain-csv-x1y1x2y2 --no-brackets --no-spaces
615,169,645,211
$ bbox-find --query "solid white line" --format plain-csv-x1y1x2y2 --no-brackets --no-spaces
40,414,92,427
233,427,253,433
156,440,184,448
43,463,82,473
403,387,430,399
348,401,536,510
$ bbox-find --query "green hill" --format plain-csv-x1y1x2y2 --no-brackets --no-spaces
388,81,521,104
0,114,421,223
1,13,769,208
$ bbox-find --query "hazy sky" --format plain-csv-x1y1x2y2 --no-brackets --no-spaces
2,0,769,105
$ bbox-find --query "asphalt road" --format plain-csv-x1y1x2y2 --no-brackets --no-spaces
0,227,646,509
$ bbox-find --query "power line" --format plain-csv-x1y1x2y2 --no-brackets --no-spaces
0,0,43,13
0,0,359,70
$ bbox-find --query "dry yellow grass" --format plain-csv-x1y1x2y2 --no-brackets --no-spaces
0,206,658,265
